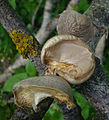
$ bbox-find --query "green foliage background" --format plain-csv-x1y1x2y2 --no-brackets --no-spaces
0,0,108,120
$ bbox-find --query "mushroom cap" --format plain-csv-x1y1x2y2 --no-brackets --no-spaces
41,35,95,84
57,10,94,42
13,75,75,111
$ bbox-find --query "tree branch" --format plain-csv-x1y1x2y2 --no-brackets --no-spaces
6,56,27,72
0,0,46,75
0,56,27,85
32,0,44,27
36,0,56,44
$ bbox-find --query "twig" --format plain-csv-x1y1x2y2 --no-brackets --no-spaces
0,72,12,86
0,56,27,85
36,0,55,44
5,55,27,72
32,0,44,27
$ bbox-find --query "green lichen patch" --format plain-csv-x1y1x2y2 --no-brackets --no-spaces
10,30,38,58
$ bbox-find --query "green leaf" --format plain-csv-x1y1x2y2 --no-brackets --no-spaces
5,107,11,118
0,107,7,120
3,73,29,92
25,60,37,77
0,99,5,107
0,106,11,120
81,106,89,120
43,100,64,120
13,67,26,74
8,0,16,9
72,88,96,120
27,24,33,31
74,0,90,13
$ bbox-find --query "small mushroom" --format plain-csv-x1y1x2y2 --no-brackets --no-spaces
57,10,95,42
41,35,95,84
13,75,75,111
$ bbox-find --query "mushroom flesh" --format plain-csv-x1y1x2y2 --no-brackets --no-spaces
41,35,95,84
13,75,75,111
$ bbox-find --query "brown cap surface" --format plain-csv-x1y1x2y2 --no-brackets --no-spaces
57,10,95,42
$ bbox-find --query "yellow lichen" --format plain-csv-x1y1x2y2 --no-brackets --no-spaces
71,4,78,9
10,30,38,58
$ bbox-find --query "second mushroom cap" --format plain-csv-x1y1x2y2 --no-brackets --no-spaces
57,10,94,43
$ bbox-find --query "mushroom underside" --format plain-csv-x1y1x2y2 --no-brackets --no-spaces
13,75,75,111
41,36,95,84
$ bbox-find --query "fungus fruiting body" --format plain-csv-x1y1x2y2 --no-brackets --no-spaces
41,35,95,84
13,75,75,111
57,10,94,42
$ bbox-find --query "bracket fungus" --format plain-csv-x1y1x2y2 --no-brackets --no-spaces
57,10,95,42
41,35,95,84
13,75,75,111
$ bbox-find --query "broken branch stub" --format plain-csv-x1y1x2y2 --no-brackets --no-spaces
13,75,75,111
57,10,95,43
41,35,95,84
